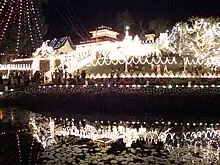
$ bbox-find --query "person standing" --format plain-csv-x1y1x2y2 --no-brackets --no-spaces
76,69,80,84
0,73,3,84
14,72,19,88
81,70,86,85
110,68,114,82
116,69,120,82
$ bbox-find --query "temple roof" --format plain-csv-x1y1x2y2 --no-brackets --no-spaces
89,26,119,40
48,37,75,51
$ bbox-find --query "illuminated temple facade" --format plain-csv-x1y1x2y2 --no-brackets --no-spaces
0,26,169,79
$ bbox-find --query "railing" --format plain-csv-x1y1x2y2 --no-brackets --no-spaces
87,72,220,79
1,84,220,100
0,64,32,71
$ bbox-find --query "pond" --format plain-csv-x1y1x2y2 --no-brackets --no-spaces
0,108,220,164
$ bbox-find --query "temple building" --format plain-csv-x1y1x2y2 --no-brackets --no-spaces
0,25,166,80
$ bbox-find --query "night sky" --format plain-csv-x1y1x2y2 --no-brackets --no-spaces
43,0,220,42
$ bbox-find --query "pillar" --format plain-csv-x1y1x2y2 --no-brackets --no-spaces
68,57,71,73
32,58,40,75
188,81,191,87
49,56,55,81
184,58,188,73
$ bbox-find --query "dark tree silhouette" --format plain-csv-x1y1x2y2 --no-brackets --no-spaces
148,18,171,38
114,10,134,38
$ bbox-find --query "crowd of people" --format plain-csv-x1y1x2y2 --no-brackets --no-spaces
51,68,87,85
0,61,218,91
1,71,220,91
0,71,40,89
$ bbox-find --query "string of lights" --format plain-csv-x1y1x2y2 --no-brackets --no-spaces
0,0,7,16
26,0,35,49
168,17,220,59
54,37,68,50
0,0,14,41
28,137,34,165
16,0,23,53
30,0,43,46
0,0,45,56
16,133,22,164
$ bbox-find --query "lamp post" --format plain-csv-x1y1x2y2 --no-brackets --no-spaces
125,26,129,37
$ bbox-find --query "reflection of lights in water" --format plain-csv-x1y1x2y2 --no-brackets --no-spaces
29,117,220,156
2,108,220,164
11,111,14,121
21,110,220,164
0,109,4,120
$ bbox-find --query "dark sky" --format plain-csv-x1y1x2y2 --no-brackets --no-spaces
43,0,220,42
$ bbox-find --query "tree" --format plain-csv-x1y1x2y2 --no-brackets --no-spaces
168,17,220,59
0,0,48,58
148,18,170,38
